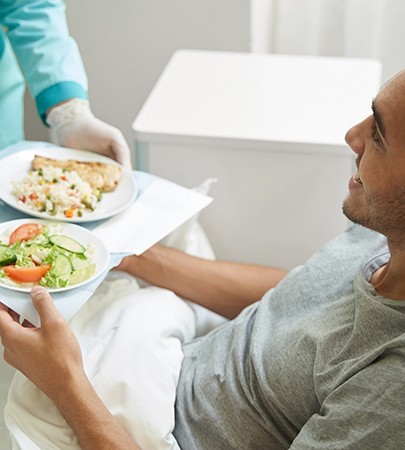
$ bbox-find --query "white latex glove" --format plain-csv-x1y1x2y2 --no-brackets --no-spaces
46,99,132,169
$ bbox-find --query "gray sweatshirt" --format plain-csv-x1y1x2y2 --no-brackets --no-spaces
174,225,405,449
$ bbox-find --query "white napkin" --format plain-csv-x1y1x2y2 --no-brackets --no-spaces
92,178,212,254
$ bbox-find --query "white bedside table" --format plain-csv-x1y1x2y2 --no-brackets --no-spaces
132,50,382,269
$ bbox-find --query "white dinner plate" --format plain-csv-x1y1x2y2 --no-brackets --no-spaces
0,219,110,293
0,148,138,222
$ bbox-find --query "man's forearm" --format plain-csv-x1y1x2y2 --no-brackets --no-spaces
54,372,140,450
118,245,288,319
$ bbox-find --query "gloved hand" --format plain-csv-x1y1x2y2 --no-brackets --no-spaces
46,99,132,169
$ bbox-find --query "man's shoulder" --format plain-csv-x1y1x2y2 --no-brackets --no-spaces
318,224,386,262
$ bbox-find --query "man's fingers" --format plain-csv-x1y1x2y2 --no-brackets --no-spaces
0,303,20,339
0,307,15,329
9,309,20,323
0,302,20,324
30,286,63,327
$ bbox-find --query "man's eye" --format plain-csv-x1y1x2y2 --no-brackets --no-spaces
371,125,381,144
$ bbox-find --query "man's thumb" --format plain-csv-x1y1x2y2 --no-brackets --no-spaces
30,286,60,326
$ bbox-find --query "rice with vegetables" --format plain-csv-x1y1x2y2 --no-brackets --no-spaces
12,166,102,218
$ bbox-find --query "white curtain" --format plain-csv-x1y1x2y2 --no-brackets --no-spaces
251,0,405,82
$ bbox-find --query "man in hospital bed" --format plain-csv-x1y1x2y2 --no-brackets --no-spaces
1,68,405,449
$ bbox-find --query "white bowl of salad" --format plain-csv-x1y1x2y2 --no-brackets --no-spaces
0,219,109,292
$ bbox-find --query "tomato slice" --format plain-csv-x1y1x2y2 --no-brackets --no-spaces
3,265,51,282
9,223,43,245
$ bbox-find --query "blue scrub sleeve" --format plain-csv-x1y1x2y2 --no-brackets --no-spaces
0,0,88,122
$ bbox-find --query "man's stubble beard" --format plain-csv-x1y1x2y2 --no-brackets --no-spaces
342,191,405,238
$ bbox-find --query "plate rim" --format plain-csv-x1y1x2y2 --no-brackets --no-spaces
0,218,110,293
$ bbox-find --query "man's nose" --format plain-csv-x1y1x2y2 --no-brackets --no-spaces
345,121,365,156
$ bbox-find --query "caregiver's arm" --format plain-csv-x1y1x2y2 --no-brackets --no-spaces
0,287,140,450
116,245,288,319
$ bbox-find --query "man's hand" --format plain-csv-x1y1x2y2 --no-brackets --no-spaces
0,287,141,449
0,286,84,402
46,99,132,169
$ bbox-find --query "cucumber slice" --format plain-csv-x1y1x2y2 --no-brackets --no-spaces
51,254,73,277
0,245,16,266
49,235,85,254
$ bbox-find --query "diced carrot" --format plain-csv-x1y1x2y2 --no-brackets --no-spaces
64,208,75,218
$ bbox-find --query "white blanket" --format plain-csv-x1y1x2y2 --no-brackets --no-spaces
6,274,193,449
1,221,226,449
